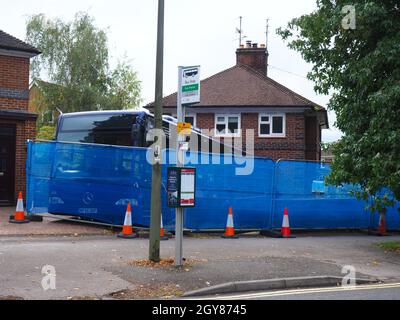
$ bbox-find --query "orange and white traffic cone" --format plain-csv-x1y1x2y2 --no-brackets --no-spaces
222,207,239,239
281,208,294,238
160,213,169,241
9,192,30,224
117,202,138,239
377,208,387,236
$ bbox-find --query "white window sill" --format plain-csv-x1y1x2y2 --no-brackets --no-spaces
215,134,242,138
258,134,286,138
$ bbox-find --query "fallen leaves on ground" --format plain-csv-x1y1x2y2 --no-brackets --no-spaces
384,249,400,255
66,296,100,300
372,260,380,266
377,241,400,254
109,283,184,300
0,296,23,300
128,258,175,268
127,257,208,269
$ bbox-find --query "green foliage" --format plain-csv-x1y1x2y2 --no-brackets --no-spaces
321,141,338,152
36,125,56,141
26,12,141,114
108,59,142,111
377,241,400,251
277,1,400,212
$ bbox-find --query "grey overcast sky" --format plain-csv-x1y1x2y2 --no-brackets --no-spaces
2,0,342,142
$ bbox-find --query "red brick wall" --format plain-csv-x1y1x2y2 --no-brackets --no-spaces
252,113,305,160
196,112,306,161
0,97,28,110
0,54,36,202
236,47,267,76
0,55,30,92
0,119,36,201
28,85,39,113
196,113,214,130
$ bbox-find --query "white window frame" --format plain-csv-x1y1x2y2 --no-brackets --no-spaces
214,114,241,137
258,113,286,138
171,114,196,128
42,110,54,124
184,114,196,128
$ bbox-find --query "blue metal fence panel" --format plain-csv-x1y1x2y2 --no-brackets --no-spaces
26,141,399,230
272,160,371,229
26,141,54,214
182,153,274,230
46,142,157,226
26,141,274,230
369,205,400,231
384,205,400,230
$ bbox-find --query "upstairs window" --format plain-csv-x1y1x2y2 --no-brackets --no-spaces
42,110,54,124
185,115,196,127
259,114,285,137
215,114,241,137
170,114,196,127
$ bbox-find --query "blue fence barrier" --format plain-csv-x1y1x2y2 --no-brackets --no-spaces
26,141,400,230
272,160,371,229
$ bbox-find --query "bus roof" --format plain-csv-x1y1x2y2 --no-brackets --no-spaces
60,108,151,118
58,109,207,138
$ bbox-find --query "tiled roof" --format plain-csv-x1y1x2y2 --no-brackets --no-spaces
0,30,40,55
146,64,325,111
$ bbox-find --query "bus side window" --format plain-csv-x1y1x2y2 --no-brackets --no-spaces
131,123,143,147
144,118,155,147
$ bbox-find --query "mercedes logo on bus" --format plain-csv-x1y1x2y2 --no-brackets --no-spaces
82,192,94,205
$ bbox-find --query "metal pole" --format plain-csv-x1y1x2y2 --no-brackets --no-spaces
149,0,164,262
175,66,185,267
239,16,242,47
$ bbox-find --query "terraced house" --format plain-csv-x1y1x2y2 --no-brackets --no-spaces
147,41,329,161
0,30,40,205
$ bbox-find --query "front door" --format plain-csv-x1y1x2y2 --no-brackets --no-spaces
0,124,16,205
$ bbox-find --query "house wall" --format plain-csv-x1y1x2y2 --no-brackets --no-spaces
0,54,36,203
236,46,268,76
28,85,40,113
195,112,307,160
0,55,30,97
29,84,60,126
305,116,320,161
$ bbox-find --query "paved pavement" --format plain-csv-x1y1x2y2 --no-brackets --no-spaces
0,207,115,236
0,233,399,299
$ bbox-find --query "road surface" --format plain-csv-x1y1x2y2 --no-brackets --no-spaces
1,234,400,299
197,282,400,300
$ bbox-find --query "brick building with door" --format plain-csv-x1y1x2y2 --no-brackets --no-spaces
147,42,329,161
0,30,40,205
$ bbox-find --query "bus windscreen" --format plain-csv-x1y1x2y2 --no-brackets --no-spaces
57,114,138,147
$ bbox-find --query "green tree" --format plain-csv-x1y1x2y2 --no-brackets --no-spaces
277,0,400,212
36,125,56,141
26,12,141,115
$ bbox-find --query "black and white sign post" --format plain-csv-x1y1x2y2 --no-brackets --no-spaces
175,65,200,266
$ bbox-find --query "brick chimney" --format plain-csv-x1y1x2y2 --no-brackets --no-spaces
236,41,269,76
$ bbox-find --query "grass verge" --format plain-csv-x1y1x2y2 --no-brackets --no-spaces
378,241,400,253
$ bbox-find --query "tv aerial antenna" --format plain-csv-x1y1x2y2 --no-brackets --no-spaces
236,16,247,47
265,18,270,52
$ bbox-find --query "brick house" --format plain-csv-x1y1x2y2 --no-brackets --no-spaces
29,80,60,126
146,42,328,161
0,30,40,205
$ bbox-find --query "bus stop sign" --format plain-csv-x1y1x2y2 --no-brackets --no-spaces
179,66,200,105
